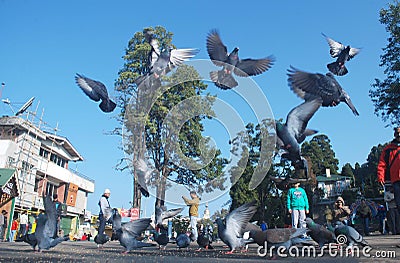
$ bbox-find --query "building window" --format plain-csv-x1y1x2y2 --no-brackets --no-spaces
39,148,49,159
46,182,58,197
6,156,15,168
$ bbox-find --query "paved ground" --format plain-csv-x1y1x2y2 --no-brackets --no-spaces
0,233,399,262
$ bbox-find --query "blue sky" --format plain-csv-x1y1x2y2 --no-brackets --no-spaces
0,0,394,218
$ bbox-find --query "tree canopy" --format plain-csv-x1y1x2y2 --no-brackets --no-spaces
370,1,400,126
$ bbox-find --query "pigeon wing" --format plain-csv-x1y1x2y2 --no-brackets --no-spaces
225,201,257,238
75,74,106,101
162,207,184,221
322,33,344,58
206,30,228,66
234,56,275,77
288,66,336,100
169,48,199,67
266,228,300,243
43,195,57,238
122,218,151,238
348,47,361,60
285,98,322,142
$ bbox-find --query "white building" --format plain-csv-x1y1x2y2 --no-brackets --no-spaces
0,115,94,235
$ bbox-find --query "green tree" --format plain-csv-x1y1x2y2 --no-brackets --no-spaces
114,26,227,210
370,1,400,126
301,134,339,175
341,163,355,186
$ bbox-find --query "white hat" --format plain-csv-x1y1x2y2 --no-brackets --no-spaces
104,189,111,194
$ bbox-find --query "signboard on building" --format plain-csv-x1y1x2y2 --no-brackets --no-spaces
0,168,19,208
66,183,78,207
117,207,140,221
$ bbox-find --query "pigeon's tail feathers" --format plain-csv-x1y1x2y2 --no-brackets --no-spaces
99,99,116,113
137,241,157,248
49,236,69,248
327,62,348,76
139,184,150,197
210,70,238,90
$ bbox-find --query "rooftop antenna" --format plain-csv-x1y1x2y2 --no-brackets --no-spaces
2,98,15,114
15,96,35,116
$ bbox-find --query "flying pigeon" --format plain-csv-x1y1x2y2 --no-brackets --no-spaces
111,208,155,253
305,217,336,248
276,97,322,177
334,221,369,249
155,206,184,227
215,201,257,254
287,66,359,116
75,73,116,113
35,195,69,252
94,233,110,248
20,233,38,251
206,29,274,89
322,33,360,76
138,30,198,85
176,232,192,249
132,158,157,198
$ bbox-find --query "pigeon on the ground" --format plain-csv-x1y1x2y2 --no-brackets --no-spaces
35,196,69,252
111,208,155,253
75,73,116,113
334,221,369,249
276,97,322,177
94,233,110,248
287,66,359,116
155,206,183,227
132,158,157,197
154,227,169,250
196,228,214,251
20,233,38,251
176,232,192,249
206,29,274,89
322,33,360,76
215,201,257,254
305,217,336,248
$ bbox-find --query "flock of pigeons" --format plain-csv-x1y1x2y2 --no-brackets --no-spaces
38,29,367,255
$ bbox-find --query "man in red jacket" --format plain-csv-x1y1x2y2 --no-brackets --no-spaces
377,127,400,215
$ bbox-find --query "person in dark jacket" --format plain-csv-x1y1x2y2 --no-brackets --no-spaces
53,193,63,238
356,199,372,236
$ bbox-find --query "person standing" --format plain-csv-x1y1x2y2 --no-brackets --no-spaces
19,211,28,237
377,127,400,209
333,196,351,225
287,182,309,229
98,189,112,235
53,193,63,238
0,210,6,241
384,183,400,235
356,199,372,236
182,190,200,240
324,205,333,226
9,218,18,242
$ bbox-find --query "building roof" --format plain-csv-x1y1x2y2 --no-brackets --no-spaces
45,133,84,161
316,174,352,182
0,168,16,186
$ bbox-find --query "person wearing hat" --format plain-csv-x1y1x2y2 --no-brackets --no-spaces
182,190,200,240
98,189,112,235
333,196,351,225
287,182,309,229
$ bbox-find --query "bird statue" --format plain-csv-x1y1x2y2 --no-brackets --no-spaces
322,33,360,76
287,66,359,116
215,201,257,254
206,29,274,89
74,73,116,113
